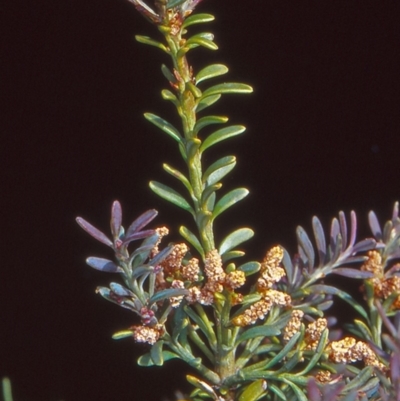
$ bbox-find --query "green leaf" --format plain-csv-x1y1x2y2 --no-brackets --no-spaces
221,250,245,263
138,351,179,366
196,94,221,112
161,64,176,83
241,294,262,304
144,113,182,142
185,138,202,160
219,228,254,255
239,379,267,401
135,35,168,52
238,261,261,276
187,81,202,98
186,35,218,51
282,379,308,401
149,181,194,213
112,330,133,340
163,163,192,193
149,288,188,305
150,340,164,366
2,377,13,401
161,89,179,106
196,64,229,84
173,303,189,342
236,325,281,344
137,353,153,366
193,115,228,135
203,156,236,186
343,367,374,392
296,328,328,375
268,384,286,401
201,82,253,99
179,225,205,260
353,319,374,342
259,332,301,371
200,125,246,152
205,190,216,212
186,376,218,399
201,183,222,207
203,156,235,183
182,13,215,29
212,188,249,220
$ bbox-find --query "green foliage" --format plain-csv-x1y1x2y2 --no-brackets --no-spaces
73,1,400,401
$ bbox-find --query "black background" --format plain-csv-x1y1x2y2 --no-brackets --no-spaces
1,0,399,400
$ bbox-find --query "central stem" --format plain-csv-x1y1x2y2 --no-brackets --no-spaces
161,21,215,255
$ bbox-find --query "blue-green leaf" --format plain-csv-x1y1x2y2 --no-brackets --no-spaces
312,216,326,267
238,261,261,276
182,13,215,29
200,125,246,152
144,113,182,142
86,257,122,273
282,379,308,401
219,228,254,255
212,188,249,219
161,64,175,82
167,0,187,9
193,115,228,135
269,384,286,401
236,325,281,344
148,244,174,266
296,225,315,270
196,64,229,84
196,94,221,112
149,288,188,305
343,367,373,392
179,225,205,260
150,340,164,366
149,181,194,213
173,303,189,342
137,353,153,366
353,319,374,342
135,35,168,52
137,351,179,366
259,332,300,371
309,284,369,321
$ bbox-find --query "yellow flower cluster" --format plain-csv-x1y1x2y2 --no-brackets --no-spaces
315,370,332,383
181,257,200,282
232,289,291,327
257,246,286,291
327,337,385,371
132,324,164,345
283,310,304,342
361,250,400,308
305,318,327,350
232,246,290,327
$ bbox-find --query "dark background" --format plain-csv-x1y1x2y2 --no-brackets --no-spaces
1,0,399,400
